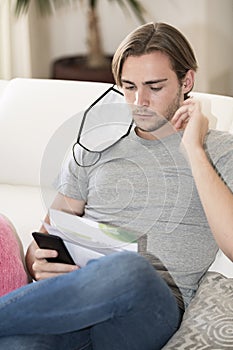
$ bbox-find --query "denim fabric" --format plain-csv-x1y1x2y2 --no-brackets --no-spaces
0,332,92,350
0,252,181,350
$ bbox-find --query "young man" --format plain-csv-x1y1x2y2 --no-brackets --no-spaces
0,22,233,350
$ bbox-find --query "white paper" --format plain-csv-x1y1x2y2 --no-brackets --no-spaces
46,209,138,267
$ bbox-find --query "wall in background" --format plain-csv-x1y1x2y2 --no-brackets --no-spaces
7,0,233,96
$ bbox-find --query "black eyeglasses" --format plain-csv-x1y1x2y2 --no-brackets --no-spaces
72,85,134,167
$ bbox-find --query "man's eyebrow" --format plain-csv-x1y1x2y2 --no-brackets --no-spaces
143,79,168,85
121,79,135,85
121,78,168,85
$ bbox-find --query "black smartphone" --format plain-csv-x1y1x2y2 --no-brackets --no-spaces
32,232,75,265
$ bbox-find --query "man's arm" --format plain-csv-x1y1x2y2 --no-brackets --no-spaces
175,99,233,261
26,193,86,280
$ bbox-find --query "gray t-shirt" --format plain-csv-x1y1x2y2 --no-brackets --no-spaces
56,129,233,309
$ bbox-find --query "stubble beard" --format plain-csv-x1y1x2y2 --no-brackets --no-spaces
135,88,182,134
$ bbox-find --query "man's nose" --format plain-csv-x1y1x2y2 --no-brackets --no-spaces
135,90,149,107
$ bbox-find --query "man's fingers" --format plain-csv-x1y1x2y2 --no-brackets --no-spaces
35,248,58,260
33,248,79,280
172,105,189,123
32,261,79,280
34,271,74,281
172,108,190,129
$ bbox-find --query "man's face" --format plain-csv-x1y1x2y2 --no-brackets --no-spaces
121,52,184,139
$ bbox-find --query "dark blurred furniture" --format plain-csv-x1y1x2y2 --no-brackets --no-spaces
52,55,115,83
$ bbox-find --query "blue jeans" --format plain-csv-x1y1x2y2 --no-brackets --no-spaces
0,252,182,349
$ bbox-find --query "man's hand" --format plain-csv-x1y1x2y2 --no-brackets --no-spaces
26,193,85,280
30,240,79,281
172,98,209,156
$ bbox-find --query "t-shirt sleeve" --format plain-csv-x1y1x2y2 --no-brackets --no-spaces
54,152,88,201
217,150,233,193
207,131,233,193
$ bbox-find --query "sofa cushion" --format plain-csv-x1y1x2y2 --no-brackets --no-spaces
191,92,233,131
162,271,233,349
0,184,46,249
0,80,8,99
0,78,110,186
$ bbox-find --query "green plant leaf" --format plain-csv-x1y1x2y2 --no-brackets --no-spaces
15,0,146,21
15,0,79,16
15,0,30,15
109,0,147,23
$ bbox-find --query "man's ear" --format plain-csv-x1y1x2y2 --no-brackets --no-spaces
182,70,195,93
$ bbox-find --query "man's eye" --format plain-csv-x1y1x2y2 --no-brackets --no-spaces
151,87,162,92
124,85,135,91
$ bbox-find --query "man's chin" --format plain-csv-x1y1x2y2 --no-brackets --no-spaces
135,118,177,139
136,120,169,133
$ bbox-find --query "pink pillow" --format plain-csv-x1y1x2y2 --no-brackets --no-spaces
0,215,28,296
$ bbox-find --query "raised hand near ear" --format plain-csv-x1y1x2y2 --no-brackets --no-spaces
172,98,209,157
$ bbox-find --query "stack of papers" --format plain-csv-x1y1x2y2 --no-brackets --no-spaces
45,209,138,267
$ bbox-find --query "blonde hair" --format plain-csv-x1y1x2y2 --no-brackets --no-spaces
112,22,198,92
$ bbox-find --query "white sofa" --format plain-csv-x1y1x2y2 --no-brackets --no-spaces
0,78,233,347
0,78,111,250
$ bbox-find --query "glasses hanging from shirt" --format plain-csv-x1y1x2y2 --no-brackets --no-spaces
72,85,134,167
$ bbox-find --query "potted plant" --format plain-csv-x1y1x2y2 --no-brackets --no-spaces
15,0,147,82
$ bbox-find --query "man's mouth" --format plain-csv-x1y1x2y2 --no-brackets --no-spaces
133,108,155,118
134,113,153,118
